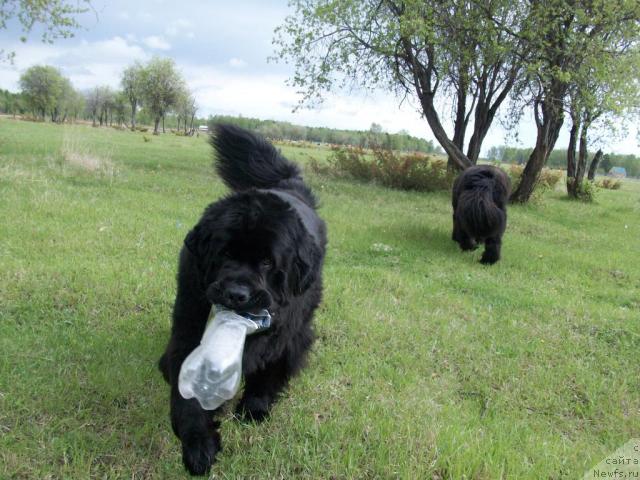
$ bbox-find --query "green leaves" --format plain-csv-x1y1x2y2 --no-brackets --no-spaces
19,65,65,118
1,0,90,63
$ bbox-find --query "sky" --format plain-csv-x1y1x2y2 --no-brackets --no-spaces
0,0,638,155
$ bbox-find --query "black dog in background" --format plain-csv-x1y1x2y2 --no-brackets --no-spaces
451,165,511,264
158,124,326,475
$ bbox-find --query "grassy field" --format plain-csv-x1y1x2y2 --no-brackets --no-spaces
1,118,639,479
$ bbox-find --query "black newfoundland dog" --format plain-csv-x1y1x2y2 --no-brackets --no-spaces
158,124,326,475
451,165,511,264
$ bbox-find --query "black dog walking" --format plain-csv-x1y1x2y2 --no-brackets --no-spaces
451,165,511,264
159,124,326,475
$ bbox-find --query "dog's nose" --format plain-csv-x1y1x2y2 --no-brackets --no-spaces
224,284,250,306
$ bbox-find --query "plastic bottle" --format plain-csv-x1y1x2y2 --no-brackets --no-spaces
178,307,270,410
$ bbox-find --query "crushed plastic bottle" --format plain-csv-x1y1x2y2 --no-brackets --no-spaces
178,306,271,410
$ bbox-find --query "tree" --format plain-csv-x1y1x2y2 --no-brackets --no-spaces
565,40,640,197
175,88,198,135
508,0,640,202
54,76,73,122
19,65,64,120
97,86,114,126
113,91,130,127
369,123,383,134
273,0,524,171
121,62,145,129
1,0,91,63
84,85,114,126
140,58,185,135
85,87,101,126
0,89,26,116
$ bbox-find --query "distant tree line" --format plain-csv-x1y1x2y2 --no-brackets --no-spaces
486,146,640,178
7,58,199,135
0,89,27,116
209,115,442,154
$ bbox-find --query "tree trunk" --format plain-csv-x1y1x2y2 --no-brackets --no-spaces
587,149,603,181
418,92,472,171
466,71,517,164
467,103,491,164
153,116,160,135
131,100,137,129
162,115,165,133
448,80,468,170
510,94,564,203
574,121,589,186
566,115,579,197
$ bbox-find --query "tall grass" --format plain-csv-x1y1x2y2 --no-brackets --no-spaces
61,126,118,178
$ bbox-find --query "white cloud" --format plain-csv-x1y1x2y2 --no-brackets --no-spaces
165,19,194,38
228,58,247,68
137,11,153,23
180,63,431,138
143,35,171,50
0,36,149,91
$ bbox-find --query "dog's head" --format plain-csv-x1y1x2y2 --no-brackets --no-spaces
184,191,322,314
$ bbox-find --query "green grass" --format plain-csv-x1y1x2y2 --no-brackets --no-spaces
1,118,639,479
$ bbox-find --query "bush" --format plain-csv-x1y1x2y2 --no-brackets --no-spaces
310,146,454,192
573,179,598,202
506,164,564,200
136,126,149,133
597,178,622,190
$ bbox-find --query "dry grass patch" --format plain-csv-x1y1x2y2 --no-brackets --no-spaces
61,130,118,178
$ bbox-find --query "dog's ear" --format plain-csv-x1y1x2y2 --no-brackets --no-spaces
288,233,322,295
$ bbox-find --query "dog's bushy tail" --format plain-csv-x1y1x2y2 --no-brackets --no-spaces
456,174,505,238
211,123,302,192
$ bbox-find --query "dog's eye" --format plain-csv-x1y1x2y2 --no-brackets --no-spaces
260,259,273,270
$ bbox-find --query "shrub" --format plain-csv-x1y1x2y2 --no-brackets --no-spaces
371,147,453,191
506,164,564,200
142,135,151,143
597,178,622,190
310,145,454,192
136,126,149,133
573,179,598,202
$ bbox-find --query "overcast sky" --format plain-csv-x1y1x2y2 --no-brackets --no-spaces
1,0,637,155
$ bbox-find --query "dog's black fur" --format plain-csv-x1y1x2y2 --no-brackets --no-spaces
158,124,326,475
451,165,510,264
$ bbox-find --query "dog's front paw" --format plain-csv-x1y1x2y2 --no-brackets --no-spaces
480,251,499,265
181,431,221,476
236,395,270,423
